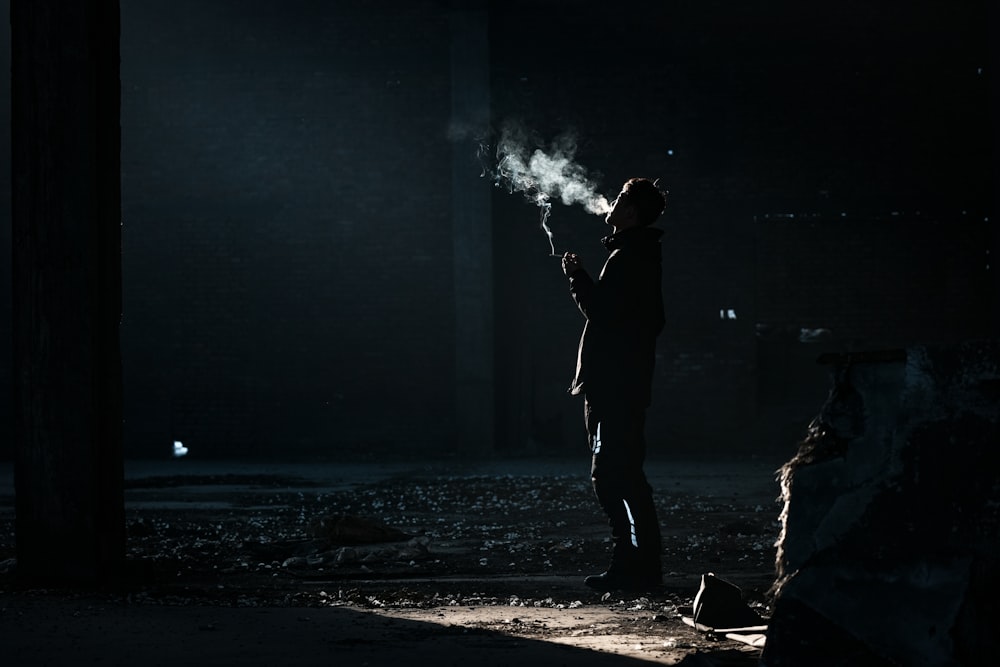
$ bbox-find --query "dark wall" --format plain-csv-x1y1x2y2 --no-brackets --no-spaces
757,215,992,346
119,1,455,459
490,0,994,456
2,1,993,461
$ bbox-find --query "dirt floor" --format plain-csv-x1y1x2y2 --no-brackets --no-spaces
0,456,785,666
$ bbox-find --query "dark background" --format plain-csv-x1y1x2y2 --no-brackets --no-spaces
1,0,996,461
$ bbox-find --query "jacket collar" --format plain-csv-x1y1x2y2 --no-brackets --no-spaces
602,225,663,251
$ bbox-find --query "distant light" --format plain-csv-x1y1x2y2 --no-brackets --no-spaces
667,149,674,156
720,309,737,320
800,328,832,343
173,441,189,458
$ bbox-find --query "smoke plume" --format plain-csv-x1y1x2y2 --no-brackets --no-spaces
482,122,610,255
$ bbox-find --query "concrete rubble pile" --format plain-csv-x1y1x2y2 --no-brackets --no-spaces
763,340,999,667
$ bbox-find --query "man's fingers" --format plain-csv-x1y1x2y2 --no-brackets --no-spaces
561,252,581,276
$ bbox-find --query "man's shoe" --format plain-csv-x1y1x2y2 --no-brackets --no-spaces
584,569,661,593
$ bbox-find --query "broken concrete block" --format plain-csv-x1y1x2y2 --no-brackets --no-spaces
763,340,1000,667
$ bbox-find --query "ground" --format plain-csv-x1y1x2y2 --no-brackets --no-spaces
0,456,785,666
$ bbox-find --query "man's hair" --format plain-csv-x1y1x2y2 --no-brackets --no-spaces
621,177,666,226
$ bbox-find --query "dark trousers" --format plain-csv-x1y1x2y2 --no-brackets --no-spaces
585,398,662,575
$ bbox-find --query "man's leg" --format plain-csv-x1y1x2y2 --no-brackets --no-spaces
585,401,662,590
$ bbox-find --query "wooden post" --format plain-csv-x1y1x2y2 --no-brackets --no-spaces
11,0,124,584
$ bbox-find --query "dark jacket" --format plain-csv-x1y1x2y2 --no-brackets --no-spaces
568,226,665,408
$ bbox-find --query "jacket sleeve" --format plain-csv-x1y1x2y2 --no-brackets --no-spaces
567,269,593,318
568,252,630,322
569,250,663,330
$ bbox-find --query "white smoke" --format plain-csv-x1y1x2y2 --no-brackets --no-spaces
483,123,610,255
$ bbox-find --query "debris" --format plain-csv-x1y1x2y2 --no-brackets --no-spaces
307,515,411,545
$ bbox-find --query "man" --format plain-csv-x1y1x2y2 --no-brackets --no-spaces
561,177,666,593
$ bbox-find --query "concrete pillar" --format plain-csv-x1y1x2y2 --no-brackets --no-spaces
12,0,124,584
991,2,1000,336
449,2,494,455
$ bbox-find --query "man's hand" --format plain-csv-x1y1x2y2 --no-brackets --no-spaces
561,252,582,277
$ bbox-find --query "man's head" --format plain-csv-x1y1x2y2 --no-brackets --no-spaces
606,178,667,232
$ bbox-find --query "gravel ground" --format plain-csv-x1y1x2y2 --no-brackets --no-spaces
0,457,784,665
